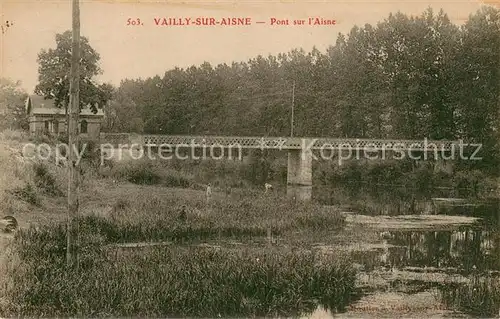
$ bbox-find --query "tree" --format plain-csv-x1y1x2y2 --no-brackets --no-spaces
0,78,28,130
453,6,500,170
34,30,110,114
104,83,144,133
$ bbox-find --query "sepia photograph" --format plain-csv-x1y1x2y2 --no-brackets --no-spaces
0,0,499,317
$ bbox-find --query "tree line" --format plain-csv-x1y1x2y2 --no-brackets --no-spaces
107,7,499,141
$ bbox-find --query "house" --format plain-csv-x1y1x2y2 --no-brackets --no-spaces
25,95,104,140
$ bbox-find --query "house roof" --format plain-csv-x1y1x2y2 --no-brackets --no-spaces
28,95,56,109
26,95,104,116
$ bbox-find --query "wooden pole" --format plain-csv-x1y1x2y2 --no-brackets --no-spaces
67,0,80,268
291,81,295,137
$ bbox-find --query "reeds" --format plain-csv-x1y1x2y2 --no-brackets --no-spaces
440,275,500,317
3,221,356,317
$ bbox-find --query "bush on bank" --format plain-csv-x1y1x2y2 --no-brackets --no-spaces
102,152,286,189
315,159,497,197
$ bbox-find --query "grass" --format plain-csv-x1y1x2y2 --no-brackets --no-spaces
78,187,346,243
1,192,354,317
440,275,500,317
3,234,356,317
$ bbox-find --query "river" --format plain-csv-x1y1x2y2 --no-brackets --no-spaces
313,184,500,317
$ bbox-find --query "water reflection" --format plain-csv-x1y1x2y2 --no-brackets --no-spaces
313,183,499,316
315,184,500,273
315,184,499,218
352,228,500,273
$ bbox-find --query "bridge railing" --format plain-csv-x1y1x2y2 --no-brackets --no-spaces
311,138,462,151
100,133,467,151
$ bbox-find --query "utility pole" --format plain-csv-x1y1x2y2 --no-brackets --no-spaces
67,0,80,268
291,81,295,137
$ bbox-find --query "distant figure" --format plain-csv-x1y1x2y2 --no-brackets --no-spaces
178,205,187,222
206,183,212,203
264,183,273,193
379,231,392,240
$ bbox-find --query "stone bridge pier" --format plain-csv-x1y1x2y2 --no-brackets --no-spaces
286,146,313,201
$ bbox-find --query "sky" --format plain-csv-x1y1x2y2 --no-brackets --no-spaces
0,0,495,94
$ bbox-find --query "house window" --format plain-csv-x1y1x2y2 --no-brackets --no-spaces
80,120,88,134
44,120,49,132
53,120,59,134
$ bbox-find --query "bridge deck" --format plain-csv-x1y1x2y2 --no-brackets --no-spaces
101,133,467,151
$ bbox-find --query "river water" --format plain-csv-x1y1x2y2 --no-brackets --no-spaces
312,184,500,316
315,185,499,269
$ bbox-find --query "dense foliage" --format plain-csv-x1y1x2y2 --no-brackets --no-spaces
0,78,28,130
35,31,113,113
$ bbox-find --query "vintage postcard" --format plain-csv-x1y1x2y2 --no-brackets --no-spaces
0,0,499,317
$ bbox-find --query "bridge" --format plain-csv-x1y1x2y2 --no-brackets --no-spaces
102,133,462,150
100,133,471,200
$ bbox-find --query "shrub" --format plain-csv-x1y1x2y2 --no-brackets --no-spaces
10,183,39,206
452,170,495,197
111,161,162,185
160,169,192,188
32,163,63,196
79,140,101,167
413,165,435,192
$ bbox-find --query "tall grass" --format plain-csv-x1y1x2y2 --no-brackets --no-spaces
2,219,356,317
100,190,345,242
440,275,500,317
1,182,350,316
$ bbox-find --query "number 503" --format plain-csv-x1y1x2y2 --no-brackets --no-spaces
127,18,142,26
